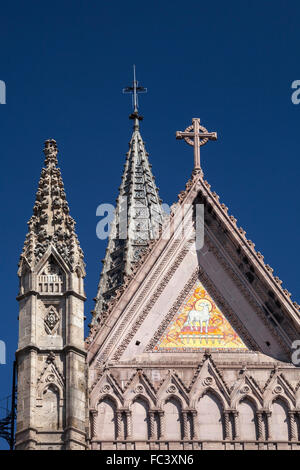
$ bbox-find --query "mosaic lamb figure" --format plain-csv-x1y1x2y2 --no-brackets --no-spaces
184,302,211,333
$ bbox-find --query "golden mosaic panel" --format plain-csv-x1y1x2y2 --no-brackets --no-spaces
155,280,247,350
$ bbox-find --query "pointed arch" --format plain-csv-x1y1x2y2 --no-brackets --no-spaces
96,393,118,409
200,385,227,410
38,379,64,400
197,389,224,441
96,396,117,440
37,255,66,294
237,396,258,441
271,397,290,441
131,396,150,440
39,383,60,431
164,396,183,440
75,265,84,294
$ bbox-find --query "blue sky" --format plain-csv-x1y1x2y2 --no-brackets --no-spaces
0,0,299,448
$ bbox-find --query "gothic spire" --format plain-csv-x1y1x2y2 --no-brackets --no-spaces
92,105,163,325
18,139,85,274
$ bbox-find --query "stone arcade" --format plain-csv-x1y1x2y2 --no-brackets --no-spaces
15,86,300,450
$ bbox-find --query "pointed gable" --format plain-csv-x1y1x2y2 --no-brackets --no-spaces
87,168,300,367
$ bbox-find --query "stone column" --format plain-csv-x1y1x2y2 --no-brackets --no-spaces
182,411,189,440
158,411,165,440
116,411,124,440
191,411,198,440
90,410,98,440
256,411,264,441
224,411,231,440
265,412,272,441
288,411,298,441
233,411,240,440
149,411,155,440
125,410,132,440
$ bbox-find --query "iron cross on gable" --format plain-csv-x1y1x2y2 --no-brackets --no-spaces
176,118,217,170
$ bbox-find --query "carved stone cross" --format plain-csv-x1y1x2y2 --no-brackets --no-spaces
176,118,217,170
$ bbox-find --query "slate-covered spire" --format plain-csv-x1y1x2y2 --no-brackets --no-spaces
92,112,164,324
18,139,85,274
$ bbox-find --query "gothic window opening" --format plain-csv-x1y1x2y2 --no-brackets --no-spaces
40,384,60,431
97,397,117,441
131,397,150,440
238,398,258,441
164,397,183,440
271,398,289,441
197,391,224,441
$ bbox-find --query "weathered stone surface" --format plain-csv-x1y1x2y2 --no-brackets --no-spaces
16,140,87,450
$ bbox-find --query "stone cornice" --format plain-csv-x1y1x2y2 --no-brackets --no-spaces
16,344,87,358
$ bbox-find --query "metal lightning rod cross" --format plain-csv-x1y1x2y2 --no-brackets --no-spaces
176,118,217,170
123,65,147,113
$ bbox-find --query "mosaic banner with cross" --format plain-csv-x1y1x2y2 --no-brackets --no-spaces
154,280,247,351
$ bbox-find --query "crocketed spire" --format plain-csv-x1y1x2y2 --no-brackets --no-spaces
18,139,85,273
92,113,163,324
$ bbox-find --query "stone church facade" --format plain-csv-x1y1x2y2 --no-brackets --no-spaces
15,106,300,450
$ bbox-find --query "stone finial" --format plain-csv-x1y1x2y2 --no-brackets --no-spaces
43,139,58,167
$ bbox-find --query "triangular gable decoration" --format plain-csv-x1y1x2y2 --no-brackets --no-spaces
154,280,247,351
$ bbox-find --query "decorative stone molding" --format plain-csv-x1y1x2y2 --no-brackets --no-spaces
101,384,112,394
224,410,231,440
134,385,145,394
44,305,60,335
110,241,192,362
206,238,291,355
203,377,214,387
189,174,299,312
145,268,199,352
149,411,155,440
167,385,177,394
256,411,264,441
90,410,98,439
240,385,251,394
273,385,283,395
288,411,298,441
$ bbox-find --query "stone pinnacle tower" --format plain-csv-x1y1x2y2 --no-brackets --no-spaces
16,139,87,450
92,71,164,325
